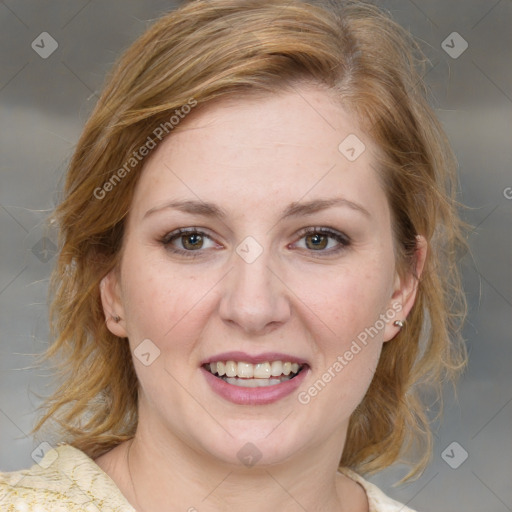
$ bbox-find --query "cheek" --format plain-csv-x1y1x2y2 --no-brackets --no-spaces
118,253,208,408
119,245,184,341
298,256,393,345
292,253,393,408
119,245,217,357
297,269,387,419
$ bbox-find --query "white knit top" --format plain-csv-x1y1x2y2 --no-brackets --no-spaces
0,444,417,511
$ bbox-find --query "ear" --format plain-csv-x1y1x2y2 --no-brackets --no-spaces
99,268,128,338
383,235,427,342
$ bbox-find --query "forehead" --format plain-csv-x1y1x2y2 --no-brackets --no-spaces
129,85,387,223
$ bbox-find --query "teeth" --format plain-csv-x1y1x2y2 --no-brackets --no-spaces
254,362,271,378
271,360,283,377
225,361,237,377
237,362,253,378
224,376,290,387
206,360,303,380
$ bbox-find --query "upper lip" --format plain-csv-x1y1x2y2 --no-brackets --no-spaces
200,351,309,366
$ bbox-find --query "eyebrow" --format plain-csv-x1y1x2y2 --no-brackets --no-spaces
143,197,371,221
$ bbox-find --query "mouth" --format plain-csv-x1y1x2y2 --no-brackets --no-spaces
202,360,307,388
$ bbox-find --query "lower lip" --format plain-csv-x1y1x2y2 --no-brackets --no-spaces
200,366,309,405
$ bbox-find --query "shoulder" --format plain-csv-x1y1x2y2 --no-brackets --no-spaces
0,444,134,512
338,467,419,512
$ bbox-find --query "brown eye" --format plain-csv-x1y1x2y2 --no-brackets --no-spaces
304,232,329,250
181,232,204,250
294,227,350,256
160,228,219,258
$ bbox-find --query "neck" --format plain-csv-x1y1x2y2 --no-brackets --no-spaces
117,416,366,512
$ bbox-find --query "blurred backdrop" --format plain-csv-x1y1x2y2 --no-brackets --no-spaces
0,1,511,511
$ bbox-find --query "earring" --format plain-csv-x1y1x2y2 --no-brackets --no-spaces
111,314,121,323
393,320,404,329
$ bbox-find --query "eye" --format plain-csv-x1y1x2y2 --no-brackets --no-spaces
160,228,219,257
293,227,350,256
159,226,351,259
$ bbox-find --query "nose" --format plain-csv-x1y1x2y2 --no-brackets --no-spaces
218,243,291,335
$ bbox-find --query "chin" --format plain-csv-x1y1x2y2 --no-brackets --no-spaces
192,422,308,469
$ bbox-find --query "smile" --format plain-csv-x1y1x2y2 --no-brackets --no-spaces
203,360,305,388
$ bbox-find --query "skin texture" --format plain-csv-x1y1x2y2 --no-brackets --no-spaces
97,84,427,512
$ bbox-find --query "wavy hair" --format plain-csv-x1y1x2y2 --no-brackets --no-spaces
31,0,470,481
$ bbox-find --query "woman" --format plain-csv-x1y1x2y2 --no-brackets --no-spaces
0,0,469,510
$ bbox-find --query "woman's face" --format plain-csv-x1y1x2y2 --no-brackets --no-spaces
102,84,423,468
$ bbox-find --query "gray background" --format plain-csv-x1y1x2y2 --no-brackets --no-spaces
0,1,511,511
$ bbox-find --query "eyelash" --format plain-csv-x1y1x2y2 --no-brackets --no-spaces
159,227,351,259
